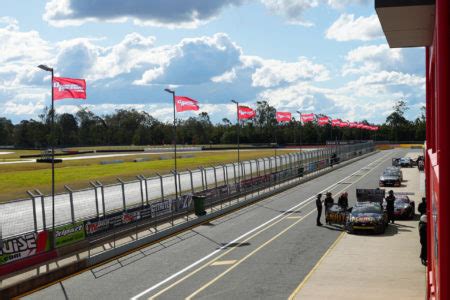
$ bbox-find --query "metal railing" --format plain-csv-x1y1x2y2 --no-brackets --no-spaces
0,143,374,240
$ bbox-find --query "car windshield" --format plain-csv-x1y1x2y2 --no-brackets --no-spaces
395,198,409,204
352,205,381,214
383,171,397,176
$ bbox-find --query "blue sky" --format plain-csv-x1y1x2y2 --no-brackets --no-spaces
0,0,425,124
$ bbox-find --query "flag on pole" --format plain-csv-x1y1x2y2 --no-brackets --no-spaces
53,77,86,100
317,116,330,126
238,106,256,119
340,121,349,128
276,111,292,123
349,122,358,128
175,96,200,112
331,119,341,127
301,113,315,123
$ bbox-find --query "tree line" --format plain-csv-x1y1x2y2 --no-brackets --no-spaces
0,100,425,148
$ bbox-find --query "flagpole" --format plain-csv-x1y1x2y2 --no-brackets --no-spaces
38,64,55,237
165,88,178,200
51,68,55,234
231,100,240,180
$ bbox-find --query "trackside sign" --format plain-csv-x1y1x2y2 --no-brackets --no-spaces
54,222,85,248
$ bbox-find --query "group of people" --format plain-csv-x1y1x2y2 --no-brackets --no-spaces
315,191,348,226
315,189,428,266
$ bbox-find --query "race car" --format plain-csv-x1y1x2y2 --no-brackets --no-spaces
399,157,413,167
386,166,403,181
392,158,401,167
346,202,388,234
383,194,415,219
379,168,402,187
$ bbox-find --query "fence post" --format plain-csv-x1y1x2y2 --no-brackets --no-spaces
256,159,260,177
250,161,253,180
137,175,145,207
27,191,38,233
201,167,205,190
156,173,164,201
222,165,227,186
117,178,126,211
212,166,221,210
143,176,149,206
90,181,100,219
95,180,106,217
33,190,46,231
178,172,182,199
64,185,75,224
188,169,195,194
233,163,237,185
205,168,209,189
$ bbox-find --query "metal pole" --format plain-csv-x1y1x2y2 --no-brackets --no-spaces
171,92,179,201
64,185,75,224
51,69,55,234
231,100,240,180
90,182,100,218
27,191,38,233
188,169,194,194
97,181,106,217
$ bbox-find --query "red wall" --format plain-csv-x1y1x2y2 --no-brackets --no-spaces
426,1,449,299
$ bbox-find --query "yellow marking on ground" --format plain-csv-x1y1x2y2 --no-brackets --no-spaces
185,210,317,300
287,232,345,300
210,260,237,266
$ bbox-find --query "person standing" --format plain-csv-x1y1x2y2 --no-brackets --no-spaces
316,193,323,226
324,192,334,211
419,215,427,266
418,197,426,215
338,192,349,210
385,190,396,224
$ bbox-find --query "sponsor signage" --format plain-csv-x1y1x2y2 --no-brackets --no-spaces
151,200,172,218
0,231,50,265
54,222,86,248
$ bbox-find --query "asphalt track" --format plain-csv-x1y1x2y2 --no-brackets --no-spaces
23,149,405,300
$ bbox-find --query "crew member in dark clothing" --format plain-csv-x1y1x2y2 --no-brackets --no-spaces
419,215,427,266
338,192,349,210
324,192,334,211
316,193,323,226
418,197,426,215
385,190,396,224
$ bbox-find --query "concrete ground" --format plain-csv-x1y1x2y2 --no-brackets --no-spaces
291,152,425,300
18,149,424,300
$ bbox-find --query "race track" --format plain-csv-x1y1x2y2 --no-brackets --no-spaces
23,149,411,300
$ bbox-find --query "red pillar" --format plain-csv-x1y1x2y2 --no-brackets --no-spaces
436,0,449,299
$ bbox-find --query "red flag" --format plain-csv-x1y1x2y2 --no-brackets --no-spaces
276,111,292,123
340,121,349,128
318,116,329,126
53,77,86,101
349,122,357,128
301,113,315,123
356,123,364,129
331,119,341,127
238,106,256,120
175,96,200,112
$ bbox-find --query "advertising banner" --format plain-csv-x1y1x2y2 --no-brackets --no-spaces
151,199,172,218
0,231,50,265
54,222,85,248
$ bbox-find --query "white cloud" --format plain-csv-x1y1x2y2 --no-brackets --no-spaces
261,0,318,26
326,14,383,42
342,44,426,76
326,0,370,9
136,33,242,85
44,0,244,28
251,57,329,88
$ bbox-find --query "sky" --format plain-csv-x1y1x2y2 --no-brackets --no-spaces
0,0,425,124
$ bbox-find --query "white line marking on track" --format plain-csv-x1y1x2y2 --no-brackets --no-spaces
130,151,394,300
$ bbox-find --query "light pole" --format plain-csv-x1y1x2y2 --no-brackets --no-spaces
164,88,178,200
37,64,55,234
296,111,302,151
231,100,240,180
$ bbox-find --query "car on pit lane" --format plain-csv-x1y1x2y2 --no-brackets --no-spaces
379,168,402,187
346,202,388,234
382,194,415,220
399,157,413,167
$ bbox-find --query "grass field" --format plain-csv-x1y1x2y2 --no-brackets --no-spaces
0,149,298,203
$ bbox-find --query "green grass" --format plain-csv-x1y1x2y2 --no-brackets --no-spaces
0,149,297,202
